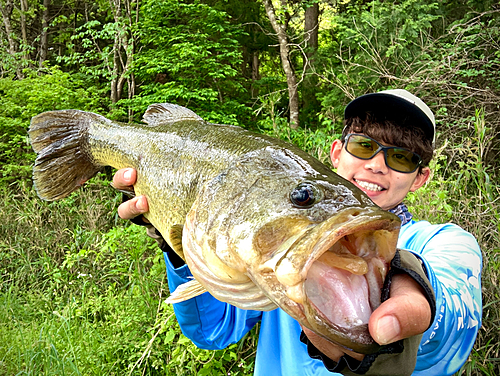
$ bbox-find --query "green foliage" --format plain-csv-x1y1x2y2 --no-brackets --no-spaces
0,0,499,374
256,92,340,164
317,0,442,110
405,147,454,223
57,18,121,82
0,67,108,183
124,0,251,125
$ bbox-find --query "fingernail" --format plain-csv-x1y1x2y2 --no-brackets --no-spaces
375,315,401,345
123,168,133,181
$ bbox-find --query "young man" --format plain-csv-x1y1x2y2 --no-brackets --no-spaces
113,90,482,375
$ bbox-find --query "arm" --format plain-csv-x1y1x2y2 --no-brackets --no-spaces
401,221,482,375
163,251,262,349
114,168,262,350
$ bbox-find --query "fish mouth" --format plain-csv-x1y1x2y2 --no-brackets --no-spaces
275,207,400,353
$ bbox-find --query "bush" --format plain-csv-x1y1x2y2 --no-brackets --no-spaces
0,67,108,184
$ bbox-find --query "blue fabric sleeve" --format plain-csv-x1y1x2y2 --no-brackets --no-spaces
163,252,262,350
399,221,482,375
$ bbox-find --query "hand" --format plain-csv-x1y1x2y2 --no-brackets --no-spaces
303,273,432,361
113,168,149,220
301,326,365,362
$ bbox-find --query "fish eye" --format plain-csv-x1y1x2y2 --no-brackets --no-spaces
290,182,317,208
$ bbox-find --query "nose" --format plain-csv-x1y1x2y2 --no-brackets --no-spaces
363,150,388,174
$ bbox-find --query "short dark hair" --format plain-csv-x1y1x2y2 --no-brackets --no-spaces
342,113,434,171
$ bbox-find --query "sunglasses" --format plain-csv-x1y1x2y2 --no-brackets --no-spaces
343,133,423,173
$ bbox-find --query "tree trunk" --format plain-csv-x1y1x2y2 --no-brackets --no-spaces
262,0,300,129
39,0,50,67
19,0,28,50
251,49,260,97
302,1,320,126
304,2,319,62
110,34,120,104
0,0,24,77
109,0,136,109
0,0,16,56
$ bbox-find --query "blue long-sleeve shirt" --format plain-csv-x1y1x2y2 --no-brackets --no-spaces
164,219,482,375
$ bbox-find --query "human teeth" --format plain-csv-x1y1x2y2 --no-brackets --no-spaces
355,180,383,192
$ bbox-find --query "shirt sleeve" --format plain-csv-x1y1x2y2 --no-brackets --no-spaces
163,251,263,350
400,221,483,375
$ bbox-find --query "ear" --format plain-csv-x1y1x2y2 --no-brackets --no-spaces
410,167,431,192
330,139,343,168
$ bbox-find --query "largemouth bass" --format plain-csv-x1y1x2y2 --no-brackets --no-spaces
29,103,400,354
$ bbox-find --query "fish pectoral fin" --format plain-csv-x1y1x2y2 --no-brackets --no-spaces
165,279,207,303
110,182,136,198
168,224,186,261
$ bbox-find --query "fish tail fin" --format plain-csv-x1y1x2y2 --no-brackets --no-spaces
165,279,207,304
29,110,104,201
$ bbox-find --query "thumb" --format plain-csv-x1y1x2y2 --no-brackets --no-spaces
369,273,432,345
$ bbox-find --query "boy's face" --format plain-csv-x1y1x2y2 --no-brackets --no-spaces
330,137,430,210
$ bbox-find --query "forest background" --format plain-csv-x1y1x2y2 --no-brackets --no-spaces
0,0,499,374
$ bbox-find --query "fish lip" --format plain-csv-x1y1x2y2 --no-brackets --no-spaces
283,207,401,354
301,206,400,277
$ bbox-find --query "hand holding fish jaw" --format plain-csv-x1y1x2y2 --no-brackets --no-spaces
113,168,150,220
302,273,431,362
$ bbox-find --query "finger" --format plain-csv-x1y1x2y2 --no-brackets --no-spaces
369,274,432,345
301,327,346,362
112,168,137,189
117,195,149,220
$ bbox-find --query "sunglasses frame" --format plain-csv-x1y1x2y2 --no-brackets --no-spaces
343,133,423,173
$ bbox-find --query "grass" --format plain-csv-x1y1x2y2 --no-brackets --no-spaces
0,178,256,376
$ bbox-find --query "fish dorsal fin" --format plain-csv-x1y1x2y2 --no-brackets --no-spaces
167,224,186,261
142,103,203,126
165,279,207,303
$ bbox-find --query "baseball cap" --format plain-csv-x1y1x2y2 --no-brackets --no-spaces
344,89,436,147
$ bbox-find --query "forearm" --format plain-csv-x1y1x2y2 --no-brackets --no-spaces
399,221,483,375
413,237,482,374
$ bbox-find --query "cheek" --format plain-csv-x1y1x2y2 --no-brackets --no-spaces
335,152,362,178
391,175,416,196
335,164,353,181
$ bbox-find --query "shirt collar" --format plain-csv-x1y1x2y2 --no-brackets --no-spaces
389,202,413,226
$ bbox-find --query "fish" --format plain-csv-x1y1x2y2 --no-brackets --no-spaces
29,103,401,354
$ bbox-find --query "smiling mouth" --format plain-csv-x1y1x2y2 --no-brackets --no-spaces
354,179,384,192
